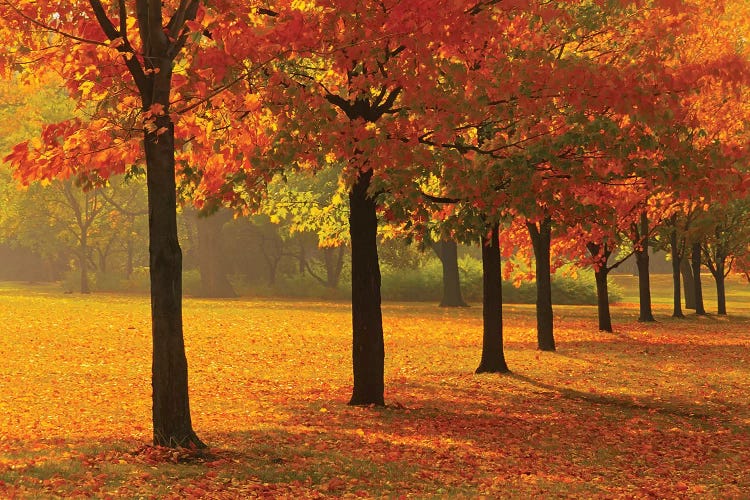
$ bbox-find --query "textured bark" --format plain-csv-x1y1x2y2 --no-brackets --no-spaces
715,273,727,315
587,242,613,333
635,212,655,322
527,218,555,351
434,239,468,307
691,242,706,315
594,269,612,332
146,119,204,448
194,209,236,298
476,223,509,374
86,0,204,448
680,258,695,309
348,170,385,406
704,245,728,315
670,230,685,319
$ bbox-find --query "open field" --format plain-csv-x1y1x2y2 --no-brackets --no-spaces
0,277,749,498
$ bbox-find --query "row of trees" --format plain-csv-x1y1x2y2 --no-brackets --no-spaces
1,0,748,448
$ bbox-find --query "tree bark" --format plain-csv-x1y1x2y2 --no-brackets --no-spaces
691,241,706,315
594,268,612,332
434,239,468,307
348,170,385,406
680,258,695,309
194,209,236,298
476,223,509,373
85,0,204,448
527,218,555,351
670,230,685,319
587,242,612,332
635,211,655,322
715,271,727,315
145,118,204,448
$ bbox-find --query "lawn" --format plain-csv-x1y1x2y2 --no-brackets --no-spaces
0,276,748,498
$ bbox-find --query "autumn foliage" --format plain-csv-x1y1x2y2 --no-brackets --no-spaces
0,0,749,491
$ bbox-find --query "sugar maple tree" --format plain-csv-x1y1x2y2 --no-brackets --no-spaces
1,0,307,447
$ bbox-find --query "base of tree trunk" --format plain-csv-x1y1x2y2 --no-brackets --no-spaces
475,362,510,374
348,395,386,406
153,430,207,449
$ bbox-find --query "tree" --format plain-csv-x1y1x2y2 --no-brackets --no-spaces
475,223,508,373
259,167,350,290
526,217,555,350
632,210,656,322
690,240,706,315
701,200,750,315
186,208,236,298
430,238,468,308
1,0,292,447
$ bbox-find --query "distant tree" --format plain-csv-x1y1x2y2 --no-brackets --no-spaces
185,208,236,298
701,200,750,315
430,238,468,308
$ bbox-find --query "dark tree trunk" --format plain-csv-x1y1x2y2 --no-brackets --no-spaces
635,211,655,322
680,258,696,309
86,0,204,448
594,268,612,332
587,242,612,333
145,118,204,448
670,230,685,319
715,269,727,315
527,218,555,351
476,223,509,373
691,242,706,315
348,170,385,406
704,234,729,316
194,209,236,298
434,239,468,307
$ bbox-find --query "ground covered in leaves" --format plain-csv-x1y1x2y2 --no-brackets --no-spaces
0,280,748,498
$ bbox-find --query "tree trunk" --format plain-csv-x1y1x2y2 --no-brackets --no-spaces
145,118,204,448
435,239,468,307
476,223,509,373
527,218,555,351
680,258,695,309
635,211,655,322
670,230,685,319
587,242,612,333
691,242,706,315
594,268,612,332
323,246,346,289
348,170,385,406
194,209,236,298
79,233,90,294
715,265,727,315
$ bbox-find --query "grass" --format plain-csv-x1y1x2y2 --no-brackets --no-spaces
0,275,748,497
610,272,750,310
